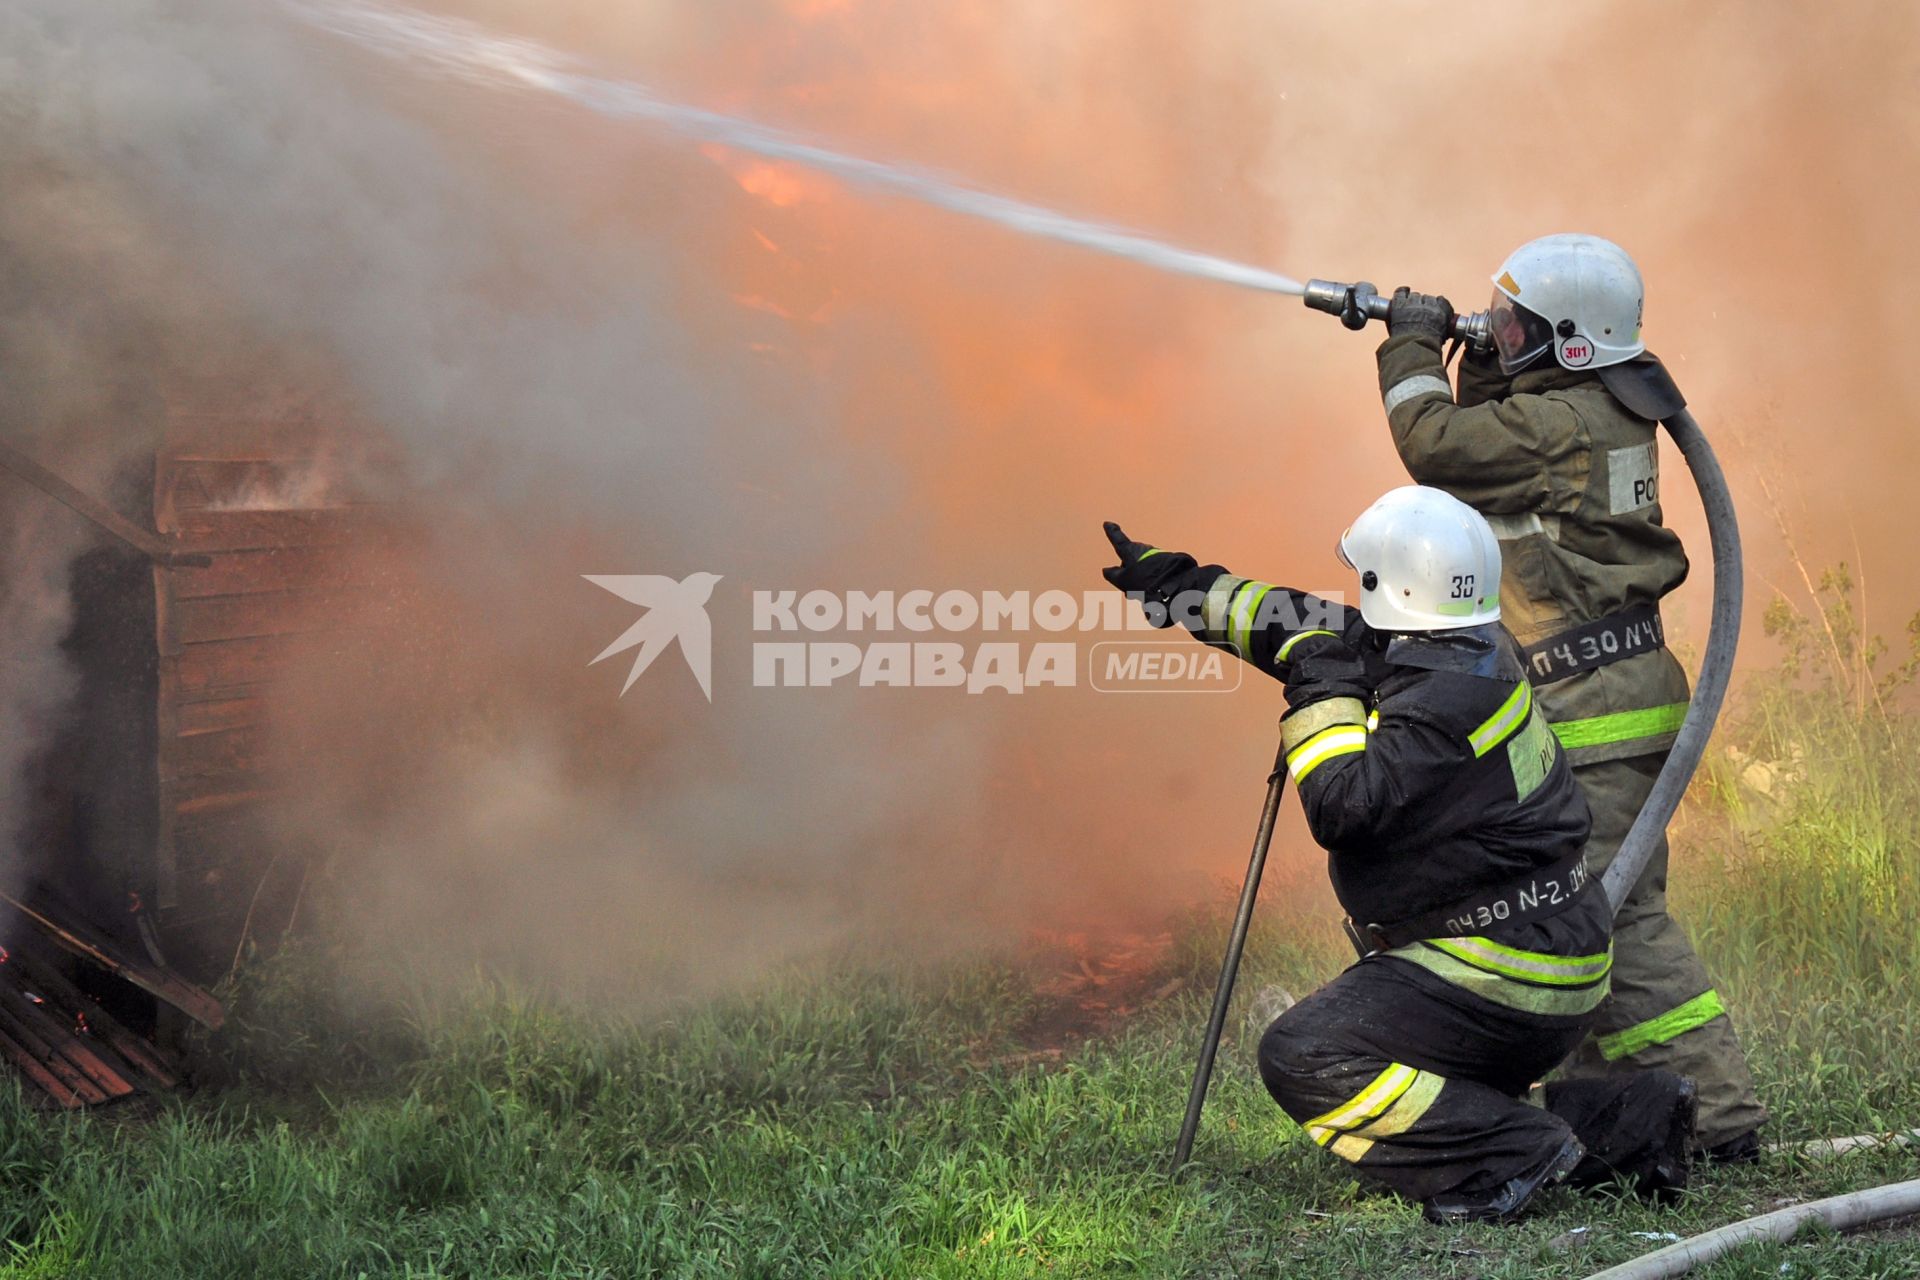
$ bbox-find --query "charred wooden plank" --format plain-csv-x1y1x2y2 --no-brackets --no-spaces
0,441,208,568
158,459,346,512
165,774,275,818
165,508,378,554
6,986,135,1103
6,951,178,1093
160,725,264,782
0,1022,82,1108
0,997,115,1106
2,894,225,1031
165,587,379,648
164,546,383,601
162,632,303,687
176,695,266,738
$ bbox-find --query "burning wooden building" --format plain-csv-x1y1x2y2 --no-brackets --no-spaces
0,381,396,1106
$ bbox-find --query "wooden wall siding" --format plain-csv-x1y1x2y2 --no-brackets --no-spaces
151,393,388,916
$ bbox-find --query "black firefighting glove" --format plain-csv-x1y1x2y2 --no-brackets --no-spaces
1102,522,1195,629
1386,286,1455,341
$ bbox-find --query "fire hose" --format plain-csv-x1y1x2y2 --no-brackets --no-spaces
1169,280,1741,1174
1578,1177,1920,1280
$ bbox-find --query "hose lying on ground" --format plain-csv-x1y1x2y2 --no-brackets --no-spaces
1579,1177,1920,1280
1774,1130,1920,1160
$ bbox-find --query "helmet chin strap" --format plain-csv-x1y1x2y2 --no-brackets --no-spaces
1510,347,1561,376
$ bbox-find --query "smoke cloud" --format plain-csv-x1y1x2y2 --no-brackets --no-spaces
0,1,1912,1001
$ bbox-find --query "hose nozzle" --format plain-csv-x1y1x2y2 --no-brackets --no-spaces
1304,279,1491,351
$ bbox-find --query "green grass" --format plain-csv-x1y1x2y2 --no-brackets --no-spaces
6,920,1918,1280
7,581,1920,1278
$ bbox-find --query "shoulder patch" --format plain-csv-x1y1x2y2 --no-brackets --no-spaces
1607,443,1659,514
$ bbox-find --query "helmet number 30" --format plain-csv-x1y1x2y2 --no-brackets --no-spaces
1450,574,1476,600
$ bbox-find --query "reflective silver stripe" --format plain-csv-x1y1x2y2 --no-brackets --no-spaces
1483,511,1563,542
1429,937,1613,985
1201,575,1247,644
1230,582,1275,657
1281,696,1368,753
1382,374,1453,415
1608,443,1659,514
1388,944,1612,1017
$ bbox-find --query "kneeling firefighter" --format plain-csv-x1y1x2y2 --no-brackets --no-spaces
1102,487,1694,1222
1373,234,1766,1159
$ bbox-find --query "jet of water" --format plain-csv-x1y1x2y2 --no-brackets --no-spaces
289,0,1306,298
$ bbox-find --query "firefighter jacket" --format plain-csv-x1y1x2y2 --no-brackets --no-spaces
1144,559,1594,935
1377,333,1693,765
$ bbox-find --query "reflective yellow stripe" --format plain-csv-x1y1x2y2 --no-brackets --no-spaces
1310,1064,1446,1164
1387,942,1611,1017
1329,1068,1446,1163
1366,708,1380,732
1138,548,1166,559
1551,702,1689,752
1305,1063,1415,1146
1429,937,1613,986
1201,575,1248,644
1276,629,1335,662
1230,583,1275,657
1286,726,1367,781
1469,681,1532,757
1596,989,1727,1062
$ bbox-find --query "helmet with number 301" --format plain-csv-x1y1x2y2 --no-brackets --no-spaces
1337,486,1503,632
1490,233,1646,375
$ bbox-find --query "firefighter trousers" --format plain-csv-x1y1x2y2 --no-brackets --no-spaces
1557,754,1768,1147
1258,952,1593,1204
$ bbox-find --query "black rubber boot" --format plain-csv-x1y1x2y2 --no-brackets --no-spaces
1701,1128,1761,1165
1420,1137,1584,1225
1548,1071,1697,1203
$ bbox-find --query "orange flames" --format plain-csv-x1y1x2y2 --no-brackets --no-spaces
189,2,1920,997
704,148,835,210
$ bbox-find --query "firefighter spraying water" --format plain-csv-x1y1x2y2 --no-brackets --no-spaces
298,0,1755,1218
1308,236,1763,1162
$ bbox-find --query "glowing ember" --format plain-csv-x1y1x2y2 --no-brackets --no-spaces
710,153,833,209
24,992,43,1005
75,1012,91,1035
1030,930,1176,1012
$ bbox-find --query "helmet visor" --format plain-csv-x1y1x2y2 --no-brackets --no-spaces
1335,530,1355,570
1490,289,1556,374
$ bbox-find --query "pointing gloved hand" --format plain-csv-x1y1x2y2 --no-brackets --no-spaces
1102,522,1195,628
1386,286,1456,340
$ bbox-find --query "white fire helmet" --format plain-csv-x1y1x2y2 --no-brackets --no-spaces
1336,486,1502,632
1489,233,1646,375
